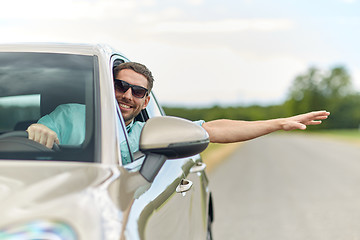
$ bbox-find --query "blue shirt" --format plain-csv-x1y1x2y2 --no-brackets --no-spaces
38,104,86,146
120,121,145,165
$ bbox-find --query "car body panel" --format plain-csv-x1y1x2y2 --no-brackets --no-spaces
0,43,211,239
0,161,122,239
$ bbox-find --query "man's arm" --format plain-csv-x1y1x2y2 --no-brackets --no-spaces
202,110,330,143
26,104,86,148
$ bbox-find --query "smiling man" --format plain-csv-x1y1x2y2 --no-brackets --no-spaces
113,63,152,126
27,62,330,163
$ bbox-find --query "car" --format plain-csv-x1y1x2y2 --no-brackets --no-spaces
0,43,214,239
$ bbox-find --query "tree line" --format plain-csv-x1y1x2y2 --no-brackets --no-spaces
163,66,360,130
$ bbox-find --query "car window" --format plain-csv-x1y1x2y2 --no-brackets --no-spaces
111,56,138,166
121,94,163,169
0,94,41,131
110,58,164,167
0,52,96,162
146,93,165,118
116,102,136,165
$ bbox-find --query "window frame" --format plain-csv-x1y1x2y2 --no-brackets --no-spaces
110,55,135,165
0,52,97,162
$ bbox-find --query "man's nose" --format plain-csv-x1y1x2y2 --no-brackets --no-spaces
122,88,133,99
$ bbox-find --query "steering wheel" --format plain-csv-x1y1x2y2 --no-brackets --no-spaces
0,131,60,152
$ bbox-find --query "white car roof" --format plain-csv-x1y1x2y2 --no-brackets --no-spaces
0,42,123,58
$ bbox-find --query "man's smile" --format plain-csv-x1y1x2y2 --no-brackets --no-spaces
119,103,132,109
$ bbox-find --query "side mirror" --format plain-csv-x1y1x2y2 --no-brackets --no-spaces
139,116,209,182
140,116,209,159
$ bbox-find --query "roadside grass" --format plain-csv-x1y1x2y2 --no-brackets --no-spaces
200,142,242,173
307,129,360,145
313,129,360,137
200,129,360,173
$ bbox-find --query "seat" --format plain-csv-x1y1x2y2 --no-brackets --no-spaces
14,120,37,131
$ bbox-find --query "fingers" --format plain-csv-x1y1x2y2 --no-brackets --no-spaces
297,111,330,125
305,120,323,126
310,110,330,118
26,124,59,149
43,132,59,149
283,110,330,130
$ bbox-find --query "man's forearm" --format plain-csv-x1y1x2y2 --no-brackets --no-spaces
202,119,282,143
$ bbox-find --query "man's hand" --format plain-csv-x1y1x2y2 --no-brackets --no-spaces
26,123,60,149
280,110,330,131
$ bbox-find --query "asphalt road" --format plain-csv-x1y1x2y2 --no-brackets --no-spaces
209,133,360,240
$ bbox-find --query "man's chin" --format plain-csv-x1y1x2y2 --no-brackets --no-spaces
120,108,142,124
122,113,136,125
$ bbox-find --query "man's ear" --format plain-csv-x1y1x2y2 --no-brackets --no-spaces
142,95,150,109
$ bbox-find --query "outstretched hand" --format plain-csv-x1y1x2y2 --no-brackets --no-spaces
281,110,330,131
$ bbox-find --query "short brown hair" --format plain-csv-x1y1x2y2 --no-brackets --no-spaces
114,62,154,92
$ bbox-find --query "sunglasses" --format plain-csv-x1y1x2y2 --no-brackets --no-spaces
114,79,149,98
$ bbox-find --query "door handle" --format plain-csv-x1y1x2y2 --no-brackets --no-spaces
176,179,193,193
190,162,207,173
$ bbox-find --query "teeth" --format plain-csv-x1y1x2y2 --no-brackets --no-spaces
120,103,131,109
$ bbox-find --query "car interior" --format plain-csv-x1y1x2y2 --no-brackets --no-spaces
0,52,95,160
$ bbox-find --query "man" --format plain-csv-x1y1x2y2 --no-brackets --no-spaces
27,62,330,161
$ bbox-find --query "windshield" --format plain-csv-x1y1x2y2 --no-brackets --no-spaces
0,52,96,162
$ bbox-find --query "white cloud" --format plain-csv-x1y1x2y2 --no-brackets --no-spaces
126,41,306,106
153,19,294,33
340,0,357,3
0,0,153,20
136,7,185,23
186,0,205,5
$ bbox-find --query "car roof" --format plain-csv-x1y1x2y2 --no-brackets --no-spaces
0,42,126,59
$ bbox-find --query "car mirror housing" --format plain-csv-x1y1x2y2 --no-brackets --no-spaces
139,116,209,182
139,116,210,159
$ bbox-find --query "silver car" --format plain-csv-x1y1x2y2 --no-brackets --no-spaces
0,43,214,239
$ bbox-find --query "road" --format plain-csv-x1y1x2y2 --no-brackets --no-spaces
209,133,360,240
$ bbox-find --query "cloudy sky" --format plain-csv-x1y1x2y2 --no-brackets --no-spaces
1,0,359,107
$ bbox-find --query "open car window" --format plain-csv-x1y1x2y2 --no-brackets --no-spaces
121,93,164,170
0,52,96,162
110,56,165,167
111,56,139,166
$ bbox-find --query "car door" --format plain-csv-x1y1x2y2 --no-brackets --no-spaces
125,94,210,240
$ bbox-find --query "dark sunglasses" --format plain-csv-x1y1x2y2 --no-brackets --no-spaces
114,79,148,98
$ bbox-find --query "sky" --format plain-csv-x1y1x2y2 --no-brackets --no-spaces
0,0,359,107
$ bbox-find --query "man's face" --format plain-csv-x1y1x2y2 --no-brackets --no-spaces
115,69,150,126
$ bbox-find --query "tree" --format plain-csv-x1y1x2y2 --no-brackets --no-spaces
285,67,326,115
285,66,359,128
320,67,353,98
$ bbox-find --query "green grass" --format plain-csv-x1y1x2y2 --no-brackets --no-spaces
307,129,360,144
200,142,224,159
312,129,360,138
